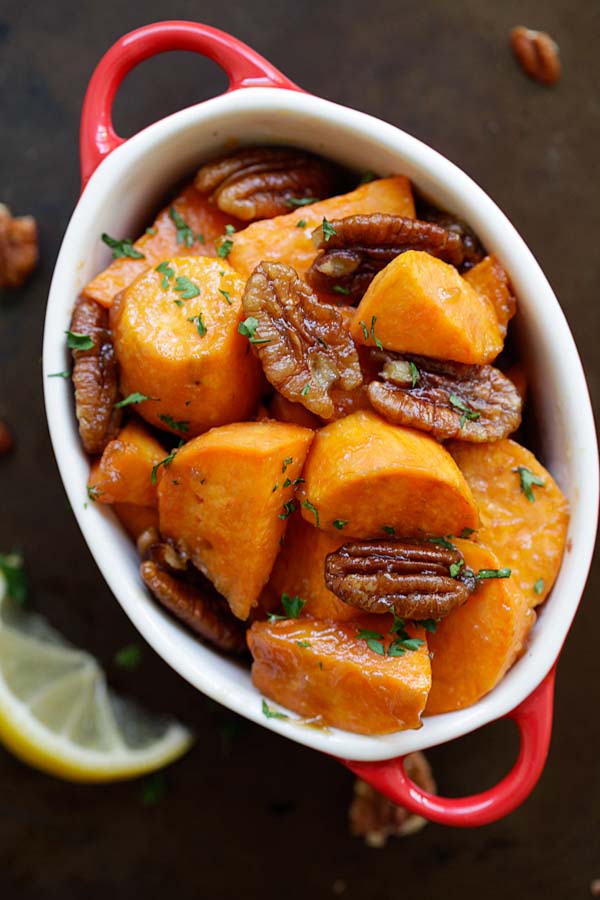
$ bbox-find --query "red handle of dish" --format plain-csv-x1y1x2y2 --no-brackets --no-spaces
341,666,556,827
80,20,299,187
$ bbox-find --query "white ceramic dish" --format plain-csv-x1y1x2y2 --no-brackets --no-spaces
43,24,598,776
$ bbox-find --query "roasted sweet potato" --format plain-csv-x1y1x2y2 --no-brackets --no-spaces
158,421,314,620
248,615,430,734
268,392,322,429
298,410,479,538
113,503,160,540
228,177,415,281
270,514,359,621
425,539,535,714
463,254,516,338
83,184,244,308
87,420,166,507
449,439,569,606
111,257,263,437
350,250,503,365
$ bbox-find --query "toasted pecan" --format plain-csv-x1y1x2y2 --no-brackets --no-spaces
0,203,38,289
510,26,561,86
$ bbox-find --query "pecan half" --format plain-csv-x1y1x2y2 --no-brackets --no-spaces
194,147,338,221
324,539,475,619
242,261,362,418
510,26,561,86
415,201,484,271
70,295,122,454
0,203,38,289
350,751,436,846
139,538,247,654
306,213,483,301
367,352,522,442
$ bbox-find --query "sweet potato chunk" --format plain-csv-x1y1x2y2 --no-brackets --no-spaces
463,254,516,338
248,615,430,734
87,420,166,507
298,410,479,538
158,421,314,620
270,514,359,621
449,439,569,606
228,177,415,280
268,392,322,429
111,257,263,437
425,540,535,714
350,250,503,365
113,503,159,540
83,185,244,308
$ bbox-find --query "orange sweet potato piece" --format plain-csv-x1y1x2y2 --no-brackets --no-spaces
350,250,503,365
111,257,263,437
87,420,166,507
449,439,569,606
248,615,430,734
113,502,159,540
463,254,516,338
270,514,359,621
425,539,535,714
298,410,478,538
268,391,322,429
83,184,244,308
228,177,415,280
158,421,314,620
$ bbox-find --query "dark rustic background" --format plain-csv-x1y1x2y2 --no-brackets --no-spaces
1,1,598,897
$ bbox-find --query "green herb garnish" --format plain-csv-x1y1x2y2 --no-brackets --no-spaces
114,392,157,409
151,443,182,485
101,233,145,259
321,217,336,242
65,331,94,351
219,288,232,305
87,484,102,502
333,285,350,296
187,314,207,337
238,316,270,345
224,224,236,235
533,578,544,595
409,361,420,388
429,535,456,551
296,640,311,649
449,558,464,578
169,206,195,247
279,500,296,520
286,197,319,207
301,383,311,397
282,457,293,473
174,276,200,299
459,527,475,539
262,699,289,720
302,499,320,527
332,519,347,530
382,525,395,536
146,227,156,235
357,628,386,656
159,414,189,434
514,466,545,503
217,238,234,259
282,593,305,618
476,568,512,581
156,260,175,289
370,316,383,350
296,219,307,228
0,552,27,604
416,619,437,633
47,370,71,379
449,393,480,428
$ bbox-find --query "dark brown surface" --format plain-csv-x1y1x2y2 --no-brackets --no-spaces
0,1,598,897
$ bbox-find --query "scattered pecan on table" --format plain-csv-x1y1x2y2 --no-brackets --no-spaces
0,203,38,289
367,351,522,441
69,295,122,455
194,147,339,221
138,530,247,654
306,213,484,302
242,261,362,418
350,751,436,846
325,539,475,620
510,26,561,86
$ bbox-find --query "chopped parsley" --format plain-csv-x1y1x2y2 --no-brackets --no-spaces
47,370,71,379
296,219,307,228
196,233,205,244
332,519,348,530
0,552,27,604
151,442,183,485
217,238,234,259
65,330,94,351
282,593,305,618
301,383,311,397
187,314,207,337
459,527,475,539
302,499,320,527
533,578,545,595
114,392,157,408
409,361,420,388
279,500,296,520
282,457,293,473
321,217,336,242
416,618,437,633
333,285,350,296
174,276,200,299
173,300,184,307
272,482,280,492
514,466,545,503
382,525,395,536
238,316,270,345
476,568,511,581
87,484,102,502
159,414,189,433
449,558,464,578
113,643,143,671
156,260,175,289
296,640,311,649
146,227,156,235
169,206,195,247
286,197,319,207
359,320,369,341
262,699,289,720
357,628,386,656
225,224,236,235
370,316,383,350
101,233,145,259
219,288,232,305
449,393,481,428
429,535,456,551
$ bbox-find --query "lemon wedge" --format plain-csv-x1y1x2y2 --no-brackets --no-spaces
0,567,193,782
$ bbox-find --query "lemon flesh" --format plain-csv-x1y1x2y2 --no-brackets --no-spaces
0,572,193,782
